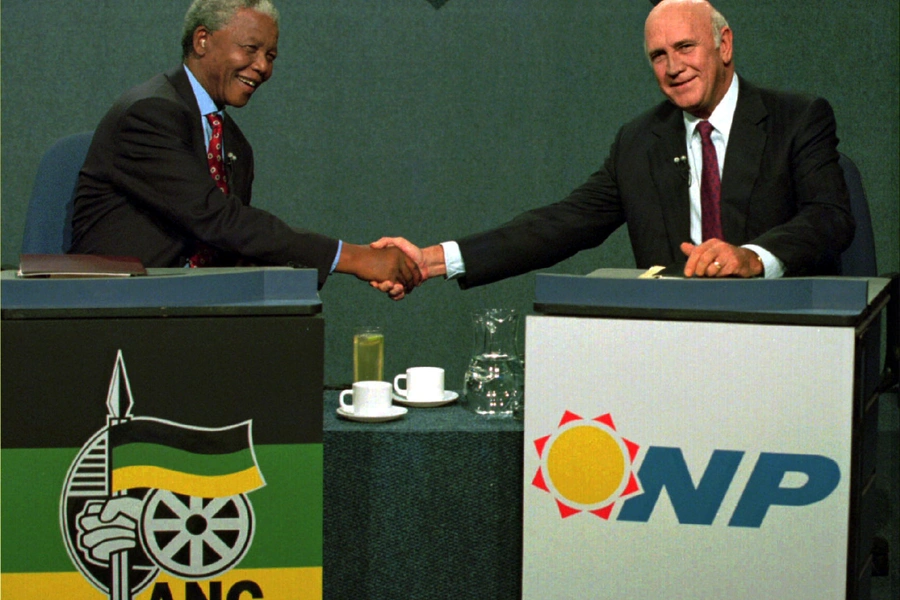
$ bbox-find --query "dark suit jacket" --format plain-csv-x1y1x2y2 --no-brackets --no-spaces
457,78,855,288
70,66,339,287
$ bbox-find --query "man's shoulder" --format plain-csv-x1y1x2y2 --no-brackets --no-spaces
740,79,834,116
113,67,189,108
94,67,197,131
90,67,197,142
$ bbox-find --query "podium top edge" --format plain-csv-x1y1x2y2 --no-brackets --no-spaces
533,271,891,323
0,267,322,313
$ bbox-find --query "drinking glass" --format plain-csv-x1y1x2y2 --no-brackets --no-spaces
353,327,384,382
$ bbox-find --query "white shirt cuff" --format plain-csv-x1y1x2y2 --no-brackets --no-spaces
742,244,784,279
440,241,465,280
330,240,343,273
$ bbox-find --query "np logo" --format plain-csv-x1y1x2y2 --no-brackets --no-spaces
531,410,642,518
532,411,841,526
60,351,266,599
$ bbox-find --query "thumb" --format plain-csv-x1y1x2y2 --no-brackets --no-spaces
680,242,696,257
370,237,396,249
100,496,143,522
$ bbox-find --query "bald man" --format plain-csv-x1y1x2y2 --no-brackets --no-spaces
374,0,854,298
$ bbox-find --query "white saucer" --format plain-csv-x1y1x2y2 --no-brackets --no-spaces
392,390,459,408
336,405,407,423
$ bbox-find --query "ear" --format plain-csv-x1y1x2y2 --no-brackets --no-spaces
192,26,211,57
718,26,733,65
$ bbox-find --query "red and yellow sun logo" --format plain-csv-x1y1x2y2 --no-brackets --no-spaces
532,410,642,519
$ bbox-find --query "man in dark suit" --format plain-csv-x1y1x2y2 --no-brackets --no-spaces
70,0,419,292
371,0,854,298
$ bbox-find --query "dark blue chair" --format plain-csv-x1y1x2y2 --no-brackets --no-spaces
837,153,878,277
834,154,899,579
835,156,897,393
20,131,93,254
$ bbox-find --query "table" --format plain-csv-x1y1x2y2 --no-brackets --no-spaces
322,391,523,599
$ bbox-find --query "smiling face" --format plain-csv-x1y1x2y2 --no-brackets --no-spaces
187,8,278,108
644,0,733,119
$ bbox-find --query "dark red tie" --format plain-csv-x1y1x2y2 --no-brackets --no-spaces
206,114,229,195
189,114,229,267
697,120,723,241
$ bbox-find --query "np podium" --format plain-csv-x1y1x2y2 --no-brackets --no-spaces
522,272,897,600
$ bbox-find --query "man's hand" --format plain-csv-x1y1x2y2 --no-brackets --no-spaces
76,497,143,564
368,238,447,300
681,240,764,278
369,237,431,278
336,243,422,295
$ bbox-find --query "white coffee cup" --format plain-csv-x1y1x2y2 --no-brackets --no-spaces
393,367,445,403
339,381,393,416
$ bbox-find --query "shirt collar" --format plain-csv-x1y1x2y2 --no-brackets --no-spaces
684,74,740,141
183,64,222,117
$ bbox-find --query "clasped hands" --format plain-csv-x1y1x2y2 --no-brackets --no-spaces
336,242,424,296
367,237,443,300
362,236,763,300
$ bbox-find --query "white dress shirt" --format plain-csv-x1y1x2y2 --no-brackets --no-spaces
684,75,783,278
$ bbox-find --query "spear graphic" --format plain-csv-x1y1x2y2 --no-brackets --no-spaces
106,350,135,600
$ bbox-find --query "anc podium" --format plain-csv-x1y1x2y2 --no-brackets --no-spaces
1,268,324,600
522,271,895,600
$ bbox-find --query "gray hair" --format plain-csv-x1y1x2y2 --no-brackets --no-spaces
710,6,729,48
181,0,280,59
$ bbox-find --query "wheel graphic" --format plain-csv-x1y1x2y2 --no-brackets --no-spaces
141,490,254,579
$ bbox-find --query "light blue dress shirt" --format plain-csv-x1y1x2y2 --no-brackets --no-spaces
184,65,222,149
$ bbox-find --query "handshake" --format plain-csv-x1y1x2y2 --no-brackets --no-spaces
349,235,770,298
340,237,439,300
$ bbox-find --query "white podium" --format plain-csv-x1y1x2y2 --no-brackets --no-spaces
522,272,895,600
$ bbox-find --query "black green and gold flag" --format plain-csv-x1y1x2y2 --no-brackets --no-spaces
109,419,265,498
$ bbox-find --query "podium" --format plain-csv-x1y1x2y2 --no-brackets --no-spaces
522,271,896,600
1,268,325,600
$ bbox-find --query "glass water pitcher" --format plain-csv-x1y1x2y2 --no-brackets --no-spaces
462,308,525,418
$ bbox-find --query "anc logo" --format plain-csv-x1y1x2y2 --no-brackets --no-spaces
59,351,265,599
531,411,641,518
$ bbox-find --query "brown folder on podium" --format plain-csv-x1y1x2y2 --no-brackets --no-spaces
17,253,147,278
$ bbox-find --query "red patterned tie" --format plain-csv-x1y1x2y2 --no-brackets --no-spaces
189,114,229,267
206,113,229,195
697,120,723,241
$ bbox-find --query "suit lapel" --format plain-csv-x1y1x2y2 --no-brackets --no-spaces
721,79,768,243
166,67,208,163
221,115,250,202
166,66,250,202
649,108,691,260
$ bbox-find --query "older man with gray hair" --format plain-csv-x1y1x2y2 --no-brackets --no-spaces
71,0,420,292
373,0,854,298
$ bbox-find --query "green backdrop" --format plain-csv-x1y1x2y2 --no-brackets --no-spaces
2,0,898,388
